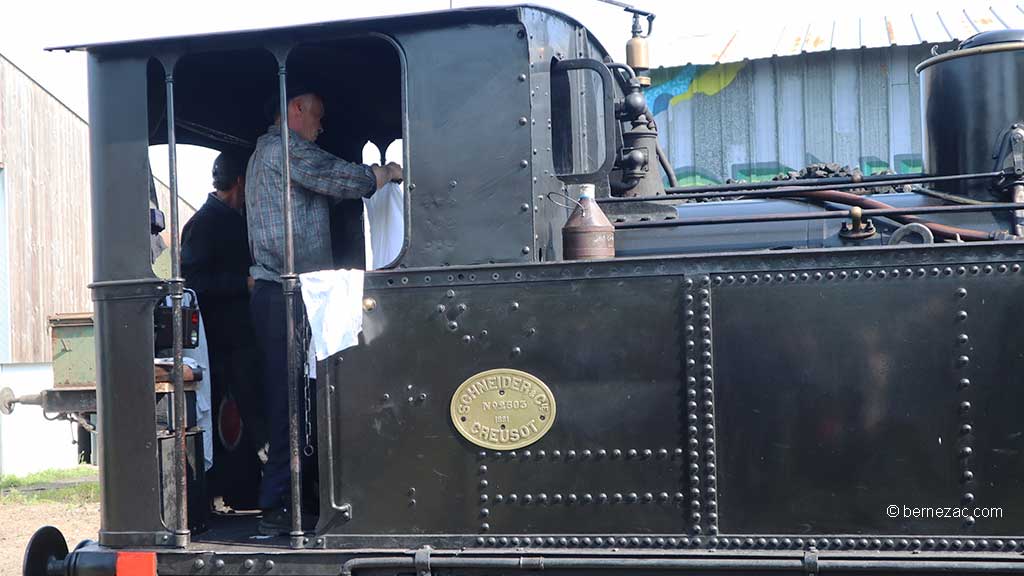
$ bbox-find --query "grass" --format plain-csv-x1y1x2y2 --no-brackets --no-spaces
0,465,99,504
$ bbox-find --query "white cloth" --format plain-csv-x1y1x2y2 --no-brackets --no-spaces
300,269,365,361
363,181,405,270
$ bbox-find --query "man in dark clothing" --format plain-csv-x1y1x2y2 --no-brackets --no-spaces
182,151,264,511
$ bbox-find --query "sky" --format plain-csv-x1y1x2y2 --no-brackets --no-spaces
1,0,973,208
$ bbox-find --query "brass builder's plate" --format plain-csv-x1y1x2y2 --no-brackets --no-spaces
450,368,556,450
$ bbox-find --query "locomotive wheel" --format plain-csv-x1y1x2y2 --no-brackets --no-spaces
22,526,67,576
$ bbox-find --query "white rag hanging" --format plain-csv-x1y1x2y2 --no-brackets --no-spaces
300,269,365,362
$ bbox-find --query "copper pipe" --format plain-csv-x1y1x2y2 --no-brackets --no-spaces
796,190,991,241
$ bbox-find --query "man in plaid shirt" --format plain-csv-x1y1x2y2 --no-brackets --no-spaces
247,88,401,535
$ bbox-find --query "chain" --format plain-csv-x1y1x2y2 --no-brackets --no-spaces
299,302,315,457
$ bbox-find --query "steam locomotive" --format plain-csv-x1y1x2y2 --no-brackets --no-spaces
21,5,1024,576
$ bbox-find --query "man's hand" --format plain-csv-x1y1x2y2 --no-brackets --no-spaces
371,162,404,190
247,276,255,293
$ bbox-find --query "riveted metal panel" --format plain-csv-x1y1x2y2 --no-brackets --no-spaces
323,275,689,540
396,23,535,268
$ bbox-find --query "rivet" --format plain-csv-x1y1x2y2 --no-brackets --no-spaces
960,400,971,412
265,560,275,570
479,479,489,489
957,310,969,321
960,446,973,457
518,73,527,81
931,268,940,276
194,559,206,570
519,116,528,126
958,355,970,366
520,159,529,168
480,508,490,517
971,266,980,274
958,266,967,275
999,264,1008,273
446,289,455,298
984,265,993,274
552,449,561,458
449,180,458,188
961,424,973,435
1015,264,1022,272
480,523,491,532
612,449,622,458
512,346,522,356
958,334,969,344
813,272,823,280
522,246,532,254
963,470,974,481
523,494,533,504
963,492,975,503
957,288,968,298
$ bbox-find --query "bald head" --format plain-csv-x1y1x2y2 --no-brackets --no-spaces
280,93,325,142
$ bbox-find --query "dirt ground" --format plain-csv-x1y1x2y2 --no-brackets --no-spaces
0,501,100,575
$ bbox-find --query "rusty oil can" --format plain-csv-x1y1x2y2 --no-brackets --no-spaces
562,184,615,260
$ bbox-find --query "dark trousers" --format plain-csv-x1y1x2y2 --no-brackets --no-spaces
251,280,301,510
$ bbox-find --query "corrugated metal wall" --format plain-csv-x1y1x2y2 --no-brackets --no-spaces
0,54,188,363
654,43,954,185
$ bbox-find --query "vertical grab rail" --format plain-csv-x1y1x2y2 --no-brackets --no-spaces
276,62,306,549
164,67,190,547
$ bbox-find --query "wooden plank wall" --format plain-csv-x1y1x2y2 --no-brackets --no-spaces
0,54,192,363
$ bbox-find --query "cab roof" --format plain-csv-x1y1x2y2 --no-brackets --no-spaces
48,4,608,57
